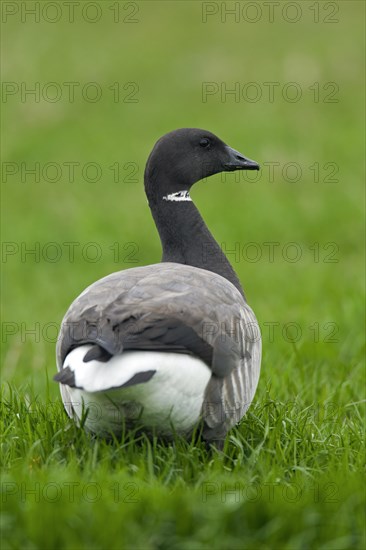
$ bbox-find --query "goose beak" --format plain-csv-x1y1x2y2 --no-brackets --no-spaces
223,146,260,171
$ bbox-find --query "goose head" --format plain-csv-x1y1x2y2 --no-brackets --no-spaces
144,128,260,203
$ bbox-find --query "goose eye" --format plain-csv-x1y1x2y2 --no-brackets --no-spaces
199,138,210,148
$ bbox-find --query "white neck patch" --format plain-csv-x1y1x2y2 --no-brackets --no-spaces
162,191,192,202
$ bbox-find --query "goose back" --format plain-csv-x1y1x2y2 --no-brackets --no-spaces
56,263,261,439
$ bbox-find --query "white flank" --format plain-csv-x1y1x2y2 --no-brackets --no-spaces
62,345,211,437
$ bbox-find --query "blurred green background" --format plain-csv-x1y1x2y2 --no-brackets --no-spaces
1,1,365,548
2,1,364,389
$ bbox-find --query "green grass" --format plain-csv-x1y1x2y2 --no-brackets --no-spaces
1,381,364,549
1,1,365,549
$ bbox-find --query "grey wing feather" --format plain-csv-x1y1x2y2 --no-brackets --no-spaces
202,304,261,440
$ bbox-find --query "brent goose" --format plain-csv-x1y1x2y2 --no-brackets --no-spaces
54,128,262,445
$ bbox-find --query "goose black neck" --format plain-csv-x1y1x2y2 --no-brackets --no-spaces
147,195,245,299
